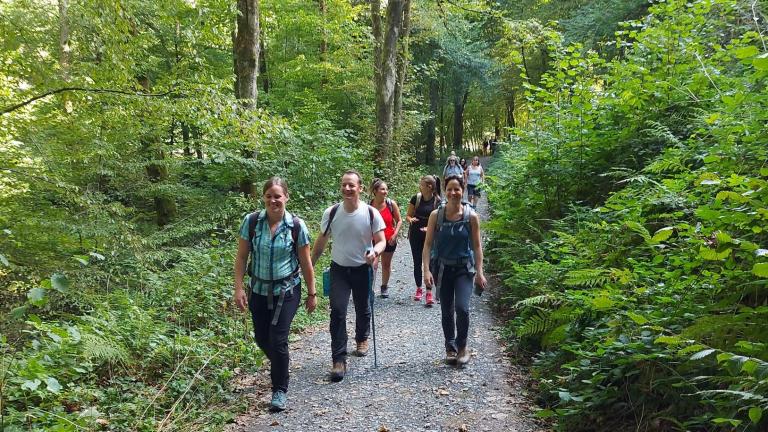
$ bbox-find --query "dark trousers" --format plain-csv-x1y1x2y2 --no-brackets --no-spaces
408,229,426,288
329,262,371,363
437,266,473,353
249,284,301,393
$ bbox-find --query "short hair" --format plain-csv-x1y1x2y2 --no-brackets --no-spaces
262,176,289,195
444,175,465,190
342,169,363,186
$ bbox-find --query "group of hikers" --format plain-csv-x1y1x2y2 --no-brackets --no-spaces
233,157,487,413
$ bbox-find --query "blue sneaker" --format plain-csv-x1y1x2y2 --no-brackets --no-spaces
270,390,287,412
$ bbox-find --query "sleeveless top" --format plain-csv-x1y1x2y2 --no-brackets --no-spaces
467,165,482,185
375,201,396,241
433,204,473,263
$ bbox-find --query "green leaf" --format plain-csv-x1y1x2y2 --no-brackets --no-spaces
591,296,615,310
690,349,716,360
10,305,27,319
535,409,555,418
655,335,683,345
699,246,732,261
27,288,47,306
627,311,648,325
74,255,89,266
0,254,8,266
46,377,62,393
713,418,741,427
749,407,763,424
734,45,759,59
651,227,674,243
51,273,69,293
22,379,41,391
754,56,768,70
752,263,768,278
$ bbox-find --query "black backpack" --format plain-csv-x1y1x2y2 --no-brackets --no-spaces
246,211,302,278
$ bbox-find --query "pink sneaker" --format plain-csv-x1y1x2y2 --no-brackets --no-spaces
413,287,423,301
425,290,434,307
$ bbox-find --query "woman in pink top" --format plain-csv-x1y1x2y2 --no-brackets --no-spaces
370,178,403,298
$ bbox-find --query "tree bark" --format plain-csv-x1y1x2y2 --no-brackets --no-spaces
373,0,403,167
319,0,328,88
371,0,383,90
138,76,176,226
259,27,269,94
393,0,411,132
452,89,468,151
234,0,260,107
425,77,438,165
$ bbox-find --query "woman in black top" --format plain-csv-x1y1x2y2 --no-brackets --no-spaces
405,175,441,307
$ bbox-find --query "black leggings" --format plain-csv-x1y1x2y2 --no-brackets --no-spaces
408,229,426,288
249,284,301,393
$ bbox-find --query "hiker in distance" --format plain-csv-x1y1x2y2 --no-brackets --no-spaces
369,178,402,298
233,177,317,412
466,156,485,208
405,175,441,306
443,154,464,180
311,170,386,382
422,175,487,366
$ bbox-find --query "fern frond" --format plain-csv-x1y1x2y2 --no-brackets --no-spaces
565,269,611,287
81,333,129,365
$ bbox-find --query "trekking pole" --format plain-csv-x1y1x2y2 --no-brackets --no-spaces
368,263,378,368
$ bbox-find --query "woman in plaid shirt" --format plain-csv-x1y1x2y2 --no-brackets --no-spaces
234,177,317,412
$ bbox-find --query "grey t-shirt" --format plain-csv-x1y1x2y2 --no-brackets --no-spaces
321,201,386,266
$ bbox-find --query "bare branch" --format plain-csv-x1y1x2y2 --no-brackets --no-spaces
1,87,178,115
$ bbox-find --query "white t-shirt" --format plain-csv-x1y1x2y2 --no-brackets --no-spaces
321,201,386,266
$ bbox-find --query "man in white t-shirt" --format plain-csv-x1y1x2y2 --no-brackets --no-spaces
312,170,386,382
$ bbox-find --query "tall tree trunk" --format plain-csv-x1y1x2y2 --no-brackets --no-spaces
319,0,328,88
234,0,260,198
259,27,269,94
494,113,500,141
452,89,468,151
234,0,260,107
373,0,403,168
371,0,383,90
393,0,411,132
182,123,192,157
138,76,176,226
425,77,438,165
506,94,516,130
439,82,446,153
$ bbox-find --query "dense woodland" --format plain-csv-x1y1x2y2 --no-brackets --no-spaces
1,0,767,430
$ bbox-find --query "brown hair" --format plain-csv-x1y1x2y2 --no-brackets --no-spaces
342,169,363,186
370,178,386,195
262,177,289,195
421,174,441,198
444,175,465,190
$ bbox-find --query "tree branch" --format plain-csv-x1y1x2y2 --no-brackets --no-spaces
1,87,178,115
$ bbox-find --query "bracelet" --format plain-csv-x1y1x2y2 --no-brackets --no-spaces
307,293,317,297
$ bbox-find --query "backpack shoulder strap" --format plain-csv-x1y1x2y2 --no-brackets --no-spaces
386,198,394,216
436,204,446,231
323,203,341,237
416,192,422,206
368,205,376,232
247,211,263,251
291,215,301,252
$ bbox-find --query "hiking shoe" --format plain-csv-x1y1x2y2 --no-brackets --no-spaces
330,361,346,382
269,390,287,412
353,340,369,357
425,290,434,307
457,347,471,365
380,285,389,298
413,287,423,301
445,350,458,365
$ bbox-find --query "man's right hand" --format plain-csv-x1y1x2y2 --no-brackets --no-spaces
234,287,248,311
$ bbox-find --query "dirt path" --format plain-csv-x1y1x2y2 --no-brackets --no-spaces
228,161,543,432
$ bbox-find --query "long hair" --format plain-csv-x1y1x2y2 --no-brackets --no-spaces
444,174,465,190
421,174,441,200
370,177,386,195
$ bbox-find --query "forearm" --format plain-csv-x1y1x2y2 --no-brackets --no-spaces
311,237,327,266
234,257,247,290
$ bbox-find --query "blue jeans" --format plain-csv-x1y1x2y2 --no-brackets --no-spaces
249,284,301,393
329,262,371,363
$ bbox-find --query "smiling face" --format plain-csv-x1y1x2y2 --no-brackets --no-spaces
263,184,288,217
444,177,464,203
340,172,362,202
472,157,480,166
373,182,389,200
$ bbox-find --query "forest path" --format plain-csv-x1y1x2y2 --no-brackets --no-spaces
227,157,543,432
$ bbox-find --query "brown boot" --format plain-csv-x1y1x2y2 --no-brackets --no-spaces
354,340,369,357
330,361,346,382
457,347,471,365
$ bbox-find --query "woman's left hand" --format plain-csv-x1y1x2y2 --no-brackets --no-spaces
475,273,487,290
305,295,317,313
387,236,397,246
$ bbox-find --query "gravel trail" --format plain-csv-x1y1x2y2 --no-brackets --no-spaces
228,163,544,432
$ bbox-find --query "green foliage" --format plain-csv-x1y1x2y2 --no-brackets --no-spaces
490,0,768,430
